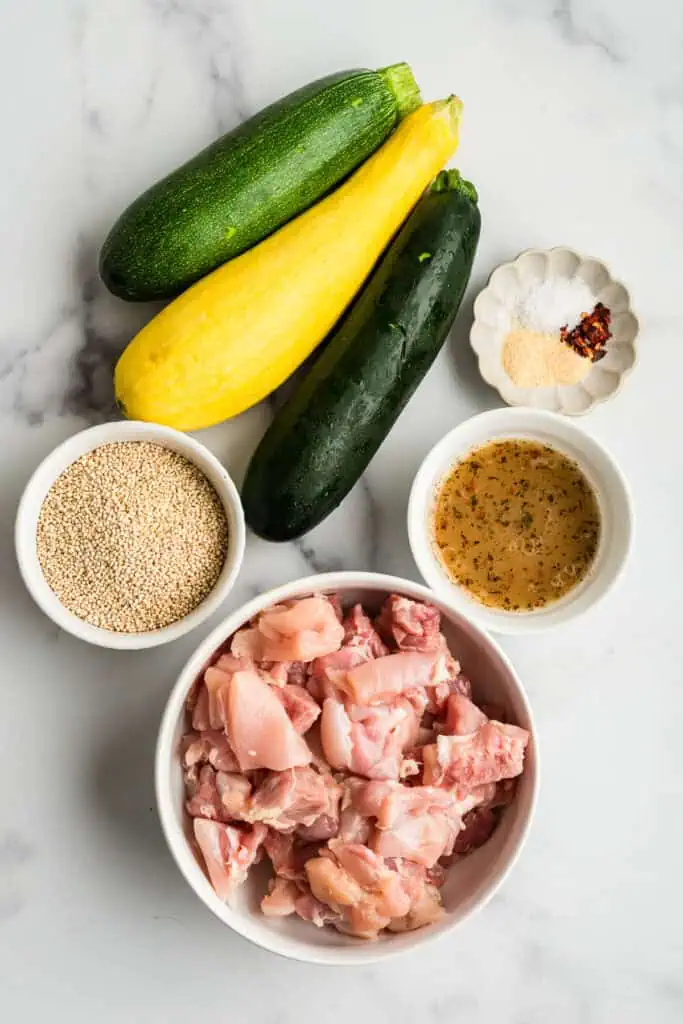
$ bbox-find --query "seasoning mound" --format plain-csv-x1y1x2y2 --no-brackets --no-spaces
502,328,589,387
37,442,229,633
502,277,613,389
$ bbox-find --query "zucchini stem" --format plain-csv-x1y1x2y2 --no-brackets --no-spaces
378,62,422,119
432,168,478,205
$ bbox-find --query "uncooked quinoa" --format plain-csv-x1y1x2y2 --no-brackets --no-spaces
36,442,229,633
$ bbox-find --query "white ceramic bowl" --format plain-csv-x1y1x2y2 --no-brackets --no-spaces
470,247,638,415
155,571,539,965
15,421,245,649
408,408,633,635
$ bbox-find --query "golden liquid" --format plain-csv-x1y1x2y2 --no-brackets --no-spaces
432,439,601,611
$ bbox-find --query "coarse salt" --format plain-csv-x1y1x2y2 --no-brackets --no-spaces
512,277,597,335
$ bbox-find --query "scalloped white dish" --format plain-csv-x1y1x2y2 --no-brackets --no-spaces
470,248,638,415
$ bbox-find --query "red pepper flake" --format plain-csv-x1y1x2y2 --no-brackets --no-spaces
560,302,611,362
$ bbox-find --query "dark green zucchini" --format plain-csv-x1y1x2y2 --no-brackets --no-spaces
242,169,481,541
99,64,421,301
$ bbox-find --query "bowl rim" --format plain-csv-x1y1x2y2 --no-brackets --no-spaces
408,408,634,636
155,570,540,965
470,245,639,416
14,420,246,650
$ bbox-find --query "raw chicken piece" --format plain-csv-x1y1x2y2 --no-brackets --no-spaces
341,651,446,706
231,596,344,663
374,784,458,829
371,810,458,868
193,819,267,901
263,830,322,881
309,646,370,701
296,774,342,842
451,782,497,817
376,595,442,651
329,842,411,919
195,654,247,730
310,605,388,701
389,883,445,932
273,684,321,735
294,890,340,928
181,731,240,773
337,779,372,844
224,669,312,771
343,604,389,658
427,669,472,715
185,764,225,821
320,698,417,780
261,877,299,917
215,772,252,819
422,721,529,788
247,767,341,832
444,694,488,735
305,842,415,939
306,855,365,907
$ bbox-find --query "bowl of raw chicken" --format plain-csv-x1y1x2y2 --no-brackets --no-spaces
156,572,539,964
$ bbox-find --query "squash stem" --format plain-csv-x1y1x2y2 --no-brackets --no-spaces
431,168,478,205
378,62,422,119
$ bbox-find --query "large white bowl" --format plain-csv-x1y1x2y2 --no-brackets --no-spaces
155,571,539,965
408,408,633,635
15,421,246,649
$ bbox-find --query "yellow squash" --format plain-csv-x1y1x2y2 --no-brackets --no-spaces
115,98,463,430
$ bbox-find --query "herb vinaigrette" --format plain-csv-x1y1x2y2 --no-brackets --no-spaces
432,439,600,611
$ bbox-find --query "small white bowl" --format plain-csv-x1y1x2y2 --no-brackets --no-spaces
470,247,638,415
15,421,245,649
408,408,633,635
155,571,539,965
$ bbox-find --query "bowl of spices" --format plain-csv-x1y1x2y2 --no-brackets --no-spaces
408,408,633,634
470,248,638,415
15,421,245,649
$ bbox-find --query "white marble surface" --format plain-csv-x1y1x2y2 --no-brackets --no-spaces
1,0,682,1019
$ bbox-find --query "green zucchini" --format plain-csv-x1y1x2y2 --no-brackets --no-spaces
99,64,421,301
242,169,481,541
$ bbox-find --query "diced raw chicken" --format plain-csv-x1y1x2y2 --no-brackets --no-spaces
296,774,342,842
273,684,321,734
389,883,445,932
371,810,458,868
294,890,340,928
444,694,488,735
182,730,240,773
341,651,446,706
310,605,388,701
215,772,252,819
185,764,225,821
451,782,497,817
305,843,412,939
422,721,529,788
261,877,299,917
320,698,417,780
263,830,322,882
376,595,442,651
247,767,341,832
182,590,527,939
306,855,365,907
343,604,389,658
193,819,267,901
309,646,370,702
231,596,344,663
224,669,312,771
198,654,247,729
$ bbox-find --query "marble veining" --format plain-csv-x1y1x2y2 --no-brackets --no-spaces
0,0,682,1021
